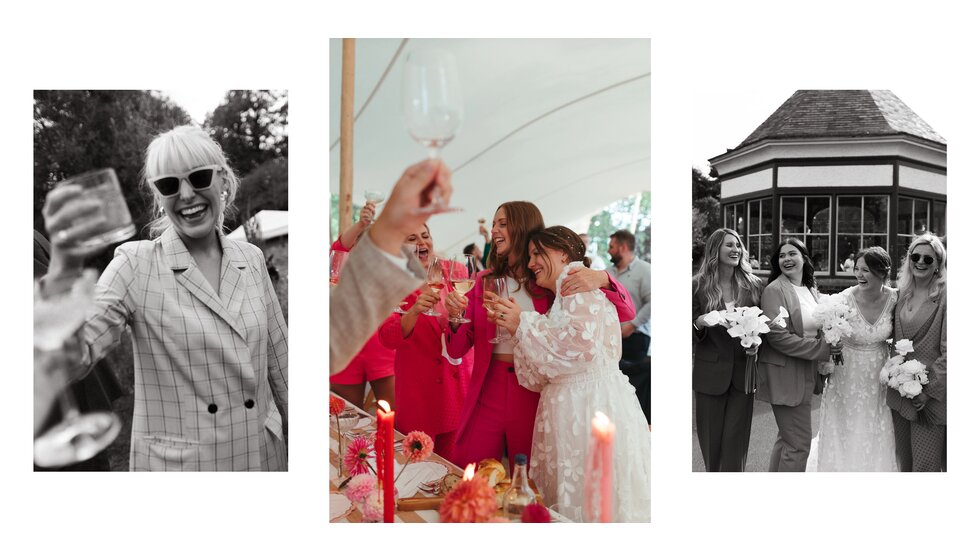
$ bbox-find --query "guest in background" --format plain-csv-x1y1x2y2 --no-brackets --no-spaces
580,232,607,270
463,242,485,272
692,228,764,471
478,219,492,268
329,202,396,409
379,223,474,458
607,229,651,424
756,238,830,472
888,233,946,471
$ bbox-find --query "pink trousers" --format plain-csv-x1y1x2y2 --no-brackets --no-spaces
452,359,540,470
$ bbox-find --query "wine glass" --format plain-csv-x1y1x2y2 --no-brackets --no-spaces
364,191,384,223
483,276,511,343
33,272,121,467
422,256,446,317
392,243,418,314
402,47,463,214
329,250,348,286
448,254,478,324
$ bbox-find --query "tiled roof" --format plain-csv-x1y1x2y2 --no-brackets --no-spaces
736,90,946,150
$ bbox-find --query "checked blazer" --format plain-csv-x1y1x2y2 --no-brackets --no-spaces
76,227,288,471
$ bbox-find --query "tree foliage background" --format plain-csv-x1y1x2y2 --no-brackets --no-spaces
692,166,721,268
586,191,651,264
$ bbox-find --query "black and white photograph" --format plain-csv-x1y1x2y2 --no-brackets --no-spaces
691,90,947,472
33,90,289,471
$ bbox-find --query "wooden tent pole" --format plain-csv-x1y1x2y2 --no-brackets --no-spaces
339,38,356,234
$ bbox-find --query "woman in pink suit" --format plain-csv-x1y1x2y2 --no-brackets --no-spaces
379,223,474,459
444,201,636,470
329,202,397,409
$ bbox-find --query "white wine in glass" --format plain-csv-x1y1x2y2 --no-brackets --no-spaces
402,47,463,214
483,276,511,343
448,254,478,324
423,256,446,317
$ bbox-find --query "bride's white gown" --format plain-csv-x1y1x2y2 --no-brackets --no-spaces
512,263,651,522
808,286,899,472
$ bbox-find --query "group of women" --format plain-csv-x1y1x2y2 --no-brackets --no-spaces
693,228,947,472
331,198,651,522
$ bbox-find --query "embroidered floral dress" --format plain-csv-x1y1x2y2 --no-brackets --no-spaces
512,262,651,522
812,286,898,472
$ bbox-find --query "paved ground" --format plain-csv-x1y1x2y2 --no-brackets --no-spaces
692,394,822,472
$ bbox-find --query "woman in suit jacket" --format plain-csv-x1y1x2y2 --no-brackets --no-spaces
443,201,635,471
41,125,287,471
757,238,830,472
888,233,947,471
692,228,764,472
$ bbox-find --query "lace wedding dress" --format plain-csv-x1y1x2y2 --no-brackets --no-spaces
512,263,651,522
810,286,898,472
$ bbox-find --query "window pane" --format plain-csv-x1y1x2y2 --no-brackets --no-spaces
781,197,804,234
862,235,887,253
898,197,913,235
759,234,773,270
837,196,862,234
735,202,746,241
932,201,946,237
724,205,735,230
914,200,929,235
749,238,761,269
837,235,860,272
747,200,756,236
808,197,831,234
866,196,889,234
808,236,830,272
761,198,773,234
895,235,913,263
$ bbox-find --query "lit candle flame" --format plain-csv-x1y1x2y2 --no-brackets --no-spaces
378,400,391,413
463,463,476,481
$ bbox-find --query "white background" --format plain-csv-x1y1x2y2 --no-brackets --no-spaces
2,0,975,558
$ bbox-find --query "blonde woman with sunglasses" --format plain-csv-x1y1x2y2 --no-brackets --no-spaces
887,233,947,471
40,125,288,471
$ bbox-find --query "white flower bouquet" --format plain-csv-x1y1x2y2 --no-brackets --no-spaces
811,293,858,365
879,338,929,398
702,304,788,393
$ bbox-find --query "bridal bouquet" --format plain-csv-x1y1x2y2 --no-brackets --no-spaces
879,338,929,398
811,293,858,365
702,304,789,393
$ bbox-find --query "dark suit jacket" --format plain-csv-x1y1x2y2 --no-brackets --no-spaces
691,276,760,395
756,275,830,406
887,288,947,424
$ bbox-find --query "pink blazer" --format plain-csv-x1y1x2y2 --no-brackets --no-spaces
379,289,474,437
447,268,635,445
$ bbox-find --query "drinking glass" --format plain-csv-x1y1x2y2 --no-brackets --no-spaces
33,272,121,467
56,168,135,253
422,256,446,317
392,243,418,314
330,250,349,286
402,48,463,214
364,191,384,223
483,276,511,343
448,254,478,324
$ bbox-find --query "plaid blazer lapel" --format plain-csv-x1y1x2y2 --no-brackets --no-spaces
163,228,248,341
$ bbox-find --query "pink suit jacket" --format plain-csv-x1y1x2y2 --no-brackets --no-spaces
446,268,635,450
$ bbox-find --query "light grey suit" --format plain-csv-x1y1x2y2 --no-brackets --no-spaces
756,275,830,472
329,234,424,374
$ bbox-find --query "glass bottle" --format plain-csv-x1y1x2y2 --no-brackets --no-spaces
503,454,536,519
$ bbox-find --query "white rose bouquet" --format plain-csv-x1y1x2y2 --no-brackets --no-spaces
811,293,858,365
879,338,929,398
703,304,789,393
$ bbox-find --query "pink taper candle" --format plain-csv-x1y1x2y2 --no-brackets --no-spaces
377,400,395,523
592,411,615,523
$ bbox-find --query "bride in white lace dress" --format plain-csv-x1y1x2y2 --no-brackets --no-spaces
810,247,899,472
488,226,650,522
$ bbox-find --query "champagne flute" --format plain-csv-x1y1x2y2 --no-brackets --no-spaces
329,250,348,286
33,272,121,467
402,47,463,214
483,276,511,343
422,256,446,317
448,254,478,324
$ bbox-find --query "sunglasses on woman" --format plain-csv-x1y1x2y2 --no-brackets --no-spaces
910,253,935,265
149,165,222,197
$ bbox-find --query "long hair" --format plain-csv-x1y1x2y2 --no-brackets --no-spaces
896,232,947,297
487,201,545,294
693,228,763,312
141,125,240,239
768,237,816,289
526,226,591,283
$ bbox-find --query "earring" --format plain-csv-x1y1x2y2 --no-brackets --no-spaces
221,190,229,201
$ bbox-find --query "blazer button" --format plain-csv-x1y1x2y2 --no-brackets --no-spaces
244,399,255,409
207,403,218,414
